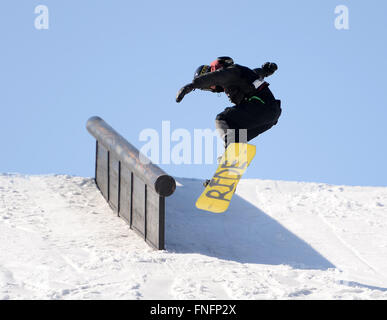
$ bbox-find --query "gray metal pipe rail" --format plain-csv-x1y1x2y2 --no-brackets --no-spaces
86,116,176,249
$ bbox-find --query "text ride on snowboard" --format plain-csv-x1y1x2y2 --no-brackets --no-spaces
196,143,256,213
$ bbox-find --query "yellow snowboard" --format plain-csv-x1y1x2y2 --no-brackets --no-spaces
196,143,256,213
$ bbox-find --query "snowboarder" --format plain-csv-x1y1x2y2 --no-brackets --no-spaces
176,56,282,148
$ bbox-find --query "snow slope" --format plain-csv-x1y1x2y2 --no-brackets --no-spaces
1,174,387,299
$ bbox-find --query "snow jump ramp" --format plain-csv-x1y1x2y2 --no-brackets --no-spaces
86,116,176,250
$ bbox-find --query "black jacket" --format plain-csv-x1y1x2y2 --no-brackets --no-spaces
191,64,267,105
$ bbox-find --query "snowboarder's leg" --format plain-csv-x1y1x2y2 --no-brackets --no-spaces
215,118,248,148
216,99,282,146
215,119,229,147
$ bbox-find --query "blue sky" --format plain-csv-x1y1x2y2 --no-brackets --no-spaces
1,0,386,186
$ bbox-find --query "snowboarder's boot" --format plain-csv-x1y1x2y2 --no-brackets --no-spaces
203,179,211,187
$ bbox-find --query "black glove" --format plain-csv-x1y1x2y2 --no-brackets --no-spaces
262,62,278,77
176,83,194,103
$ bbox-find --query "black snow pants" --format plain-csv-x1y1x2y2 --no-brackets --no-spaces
215,94,282,147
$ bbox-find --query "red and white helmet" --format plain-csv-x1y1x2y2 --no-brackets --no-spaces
210,56,234,72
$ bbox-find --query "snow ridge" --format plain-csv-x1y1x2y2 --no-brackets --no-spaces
1,174,387,299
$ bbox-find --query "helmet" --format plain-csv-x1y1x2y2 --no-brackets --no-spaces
194,65,210,78
216,56,234,67
210,56,234,71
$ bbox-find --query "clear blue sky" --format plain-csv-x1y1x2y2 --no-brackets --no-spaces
1,0,386,186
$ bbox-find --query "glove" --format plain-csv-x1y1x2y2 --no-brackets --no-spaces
262,62,278,77
176,83,194,103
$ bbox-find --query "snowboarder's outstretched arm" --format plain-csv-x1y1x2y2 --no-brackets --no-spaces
176,65,245,103
192,66,243,90
175,62,278,103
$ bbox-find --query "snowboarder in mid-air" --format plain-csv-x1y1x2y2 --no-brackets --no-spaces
176,57,282,201
176,56,282,149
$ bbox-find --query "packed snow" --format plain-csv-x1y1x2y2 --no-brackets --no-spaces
1,173,387,300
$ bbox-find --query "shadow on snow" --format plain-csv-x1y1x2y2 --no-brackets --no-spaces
166,178,335,270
